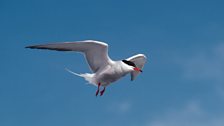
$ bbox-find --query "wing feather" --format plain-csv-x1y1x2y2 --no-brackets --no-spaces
26,40,112,72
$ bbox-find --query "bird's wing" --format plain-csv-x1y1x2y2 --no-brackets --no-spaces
127,54,147,81
26,40,112,72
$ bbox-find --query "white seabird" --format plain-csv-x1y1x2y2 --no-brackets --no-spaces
26,40,147,96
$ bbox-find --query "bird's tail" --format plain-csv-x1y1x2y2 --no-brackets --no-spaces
65,68,97,86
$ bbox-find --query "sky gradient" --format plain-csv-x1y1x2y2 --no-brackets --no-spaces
1,0,224,126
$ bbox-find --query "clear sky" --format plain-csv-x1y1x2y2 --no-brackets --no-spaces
1,0,224,126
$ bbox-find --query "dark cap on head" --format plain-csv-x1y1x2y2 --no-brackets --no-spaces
122,60,136,67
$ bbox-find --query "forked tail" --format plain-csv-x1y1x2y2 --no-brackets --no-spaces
65,68,96,86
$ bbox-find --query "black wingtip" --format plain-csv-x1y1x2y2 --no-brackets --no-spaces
25,45,43,49
25,45,34,49
24,45,72,51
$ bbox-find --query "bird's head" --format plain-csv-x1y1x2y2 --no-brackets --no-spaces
122,60,143,73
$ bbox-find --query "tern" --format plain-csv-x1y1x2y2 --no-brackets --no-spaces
26,40,147,96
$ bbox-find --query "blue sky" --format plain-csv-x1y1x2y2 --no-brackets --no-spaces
1,0,224,126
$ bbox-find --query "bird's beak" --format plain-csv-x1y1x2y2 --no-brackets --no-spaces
134,67,143,73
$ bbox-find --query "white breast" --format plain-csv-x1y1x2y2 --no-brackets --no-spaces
95,61,132,86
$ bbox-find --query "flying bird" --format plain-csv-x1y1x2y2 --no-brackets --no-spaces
26,40,147,96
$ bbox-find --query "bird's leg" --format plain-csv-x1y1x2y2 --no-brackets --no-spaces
95,82,101,96
100,87,106,96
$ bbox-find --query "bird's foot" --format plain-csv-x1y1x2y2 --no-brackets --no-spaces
100,87,106,96
96,82,101,96
95,89,99,96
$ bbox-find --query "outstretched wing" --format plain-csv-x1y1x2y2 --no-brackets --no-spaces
126,54,147,81
26,40,112,72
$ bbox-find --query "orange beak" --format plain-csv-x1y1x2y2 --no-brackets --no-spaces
134,67,143,72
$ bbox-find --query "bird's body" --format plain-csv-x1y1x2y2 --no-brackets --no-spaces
26,40,147,96
91,61,133,86
66,60,131,87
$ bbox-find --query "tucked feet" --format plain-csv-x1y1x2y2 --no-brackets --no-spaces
95,83,101,96
95,89,99,96
100,87,106,96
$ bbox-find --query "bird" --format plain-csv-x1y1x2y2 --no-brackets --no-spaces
26,40,147,96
